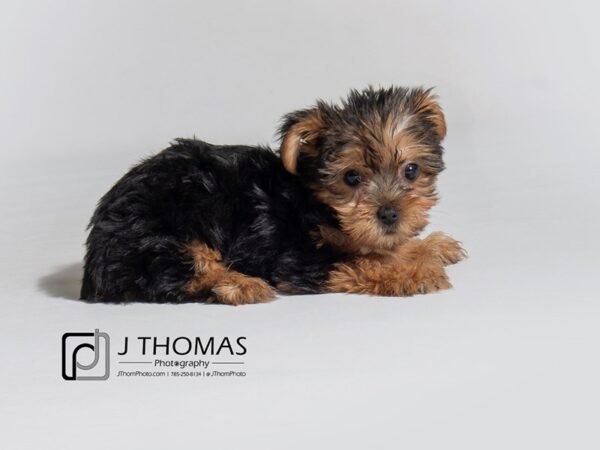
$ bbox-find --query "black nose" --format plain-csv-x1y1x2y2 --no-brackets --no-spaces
377,206,399,226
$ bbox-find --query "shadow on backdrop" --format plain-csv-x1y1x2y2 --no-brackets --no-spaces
38,262,83,301
37,262,219,305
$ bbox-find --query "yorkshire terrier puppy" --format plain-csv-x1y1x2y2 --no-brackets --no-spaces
81,86,465,305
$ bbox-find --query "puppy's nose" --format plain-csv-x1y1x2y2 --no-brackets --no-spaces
377,206,399,226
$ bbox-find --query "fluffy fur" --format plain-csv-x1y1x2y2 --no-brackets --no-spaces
81,86,465,305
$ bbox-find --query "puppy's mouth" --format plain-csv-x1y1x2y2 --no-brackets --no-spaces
377,219,408,247
382,226,398,236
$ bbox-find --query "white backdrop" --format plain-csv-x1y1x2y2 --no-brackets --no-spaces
1,1,599,449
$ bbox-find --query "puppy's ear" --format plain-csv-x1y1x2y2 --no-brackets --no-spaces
413,89,447,141
278,108,324,174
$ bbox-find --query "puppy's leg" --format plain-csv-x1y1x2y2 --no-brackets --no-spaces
327,254,451,296
186,242,275,305
327,233,465,296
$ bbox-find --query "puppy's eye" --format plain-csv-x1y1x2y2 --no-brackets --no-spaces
404,163,420,181
344,170,361,187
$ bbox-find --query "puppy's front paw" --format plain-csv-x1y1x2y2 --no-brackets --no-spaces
328,257,452,297
410,263,452,295
423,232,467,266
375,262,451,296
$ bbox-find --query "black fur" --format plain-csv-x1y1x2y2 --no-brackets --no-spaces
81,139,343,302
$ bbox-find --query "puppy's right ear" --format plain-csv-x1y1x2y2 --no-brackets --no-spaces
278,108,324,174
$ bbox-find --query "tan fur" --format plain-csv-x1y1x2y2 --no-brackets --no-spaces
280,113,323,174
327,233,466,296
415,91,447,139
212,272,275,305
313,126,441,254
186,242,275,305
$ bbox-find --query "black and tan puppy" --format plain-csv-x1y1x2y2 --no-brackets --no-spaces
81,86,465,305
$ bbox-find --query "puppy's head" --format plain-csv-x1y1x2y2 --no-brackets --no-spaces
279,86,446,254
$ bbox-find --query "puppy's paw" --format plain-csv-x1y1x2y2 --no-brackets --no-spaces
411,263,453,294
374,262,451,296
213,273,276,305
423,232,467,266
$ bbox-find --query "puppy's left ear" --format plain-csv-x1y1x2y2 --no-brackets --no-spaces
278,108,324,174
414,89,447,141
